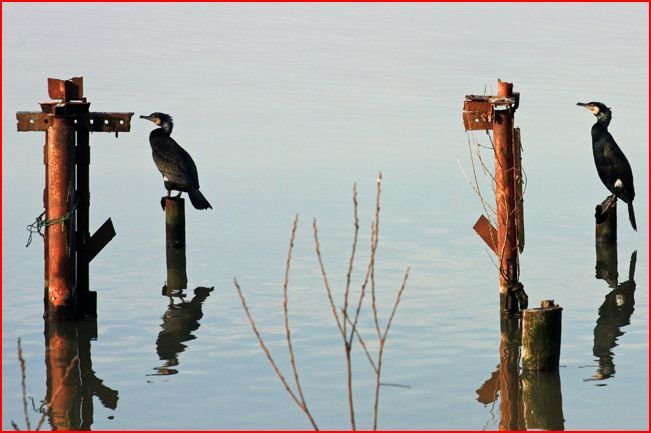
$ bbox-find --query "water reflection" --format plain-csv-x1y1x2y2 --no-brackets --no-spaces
44,319,118,430
476,316,565,430
152,286,214,376
589,247,637,382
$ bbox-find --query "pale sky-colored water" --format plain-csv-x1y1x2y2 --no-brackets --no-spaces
3,3,648,430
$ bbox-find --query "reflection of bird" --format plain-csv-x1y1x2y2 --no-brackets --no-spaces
140,112,212,210
577,102,636,230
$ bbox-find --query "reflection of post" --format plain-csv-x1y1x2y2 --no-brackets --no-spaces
44,319,118,430
595,239,618,287
591,250,637,381
153,287,214,375
477,317,566,430
521,370,565,430
165,197,187,294
498,316,523,430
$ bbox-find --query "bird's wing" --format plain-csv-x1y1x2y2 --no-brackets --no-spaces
152,137,201,189
602,138,635,198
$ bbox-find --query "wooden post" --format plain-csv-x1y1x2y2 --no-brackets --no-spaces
164,197,187,293
522,300,562,371
595,195,617,243
493,80,520,313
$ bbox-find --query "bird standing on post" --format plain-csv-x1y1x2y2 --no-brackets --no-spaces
140,112,212,210
577,102,636,231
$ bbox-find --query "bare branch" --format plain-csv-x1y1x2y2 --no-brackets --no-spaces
234,278,319,430
313,219,345,340
282,215,313,427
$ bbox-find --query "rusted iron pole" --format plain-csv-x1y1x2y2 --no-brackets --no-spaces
164,196,187,293
45,116,77,319
464,80,526,313
17,77,132,319
493,80,520,313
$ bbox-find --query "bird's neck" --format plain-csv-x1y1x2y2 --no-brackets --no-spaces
160,120,174,135
594,111,611,128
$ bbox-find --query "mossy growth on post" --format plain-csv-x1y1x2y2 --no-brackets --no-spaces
522,300,562,371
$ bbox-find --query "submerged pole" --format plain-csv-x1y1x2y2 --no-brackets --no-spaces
164,196,187,293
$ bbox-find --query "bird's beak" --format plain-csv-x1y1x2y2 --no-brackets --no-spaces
577,102,598,114
139,114,151,120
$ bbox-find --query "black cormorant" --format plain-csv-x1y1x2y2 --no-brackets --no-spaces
140,112,212,210
577,101,636,231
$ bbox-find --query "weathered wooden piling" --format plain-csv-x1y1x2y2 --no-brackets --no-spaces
522,300,562,371
464,80,526,313
17,77,132,319
164,196,187,293
595,195,617,243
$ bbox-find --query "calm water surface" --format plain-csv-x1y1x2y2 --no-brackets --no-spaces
2,3,649,430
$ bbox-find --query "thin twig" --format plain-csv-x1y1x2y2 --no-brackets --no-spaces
234,278,319,430
282,215,313,428
372,267,410,430
344,314,378,373
343,184,360,338
313,219,345,340
371,173,383,340
17,338,31,431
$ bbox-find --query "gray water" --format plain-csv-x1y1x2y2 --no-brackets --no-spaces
2,3,648,430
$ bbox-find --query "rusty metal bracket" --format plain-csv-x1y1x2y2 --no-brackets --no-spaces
17,112,133,133
48,77,84,101
462,93,520,131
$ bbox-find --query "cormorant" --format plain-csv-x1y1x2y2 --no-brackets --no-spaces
577,101,636,231
140,112,212,210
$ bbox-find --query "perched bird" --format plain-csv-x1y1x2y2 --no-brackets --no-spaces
577,102,636,230
140,112,212,210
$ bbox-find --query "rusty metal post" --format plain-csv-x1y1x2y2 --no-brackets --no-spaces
45,116,77,319
76,116,93,313
17,77,132,319
165,197,187,294
493,81,519,313
464,80,526,313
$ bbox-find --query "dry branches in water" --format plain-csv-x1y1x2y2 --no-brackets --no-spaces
234,174,410,431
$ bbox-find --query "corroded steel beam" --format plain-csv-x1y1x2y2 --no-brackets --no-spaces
16,111,133,133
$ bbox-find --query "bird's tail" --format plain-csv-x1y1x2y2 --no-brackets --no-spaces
189,189,212,210
628,201,637,231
